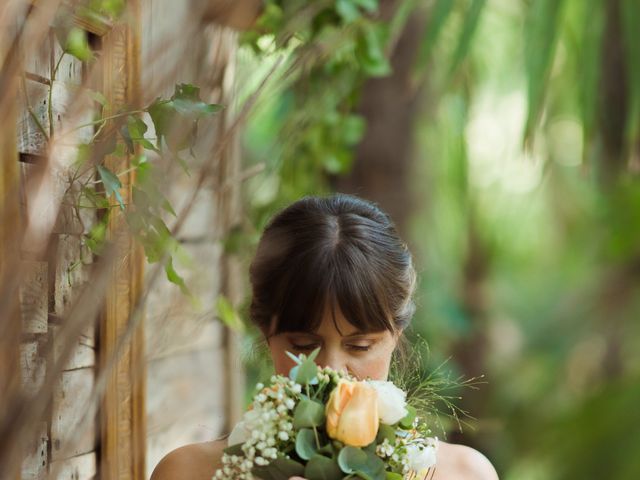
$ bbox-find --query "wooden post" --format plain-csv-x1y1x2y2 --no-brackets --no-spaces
98,1,146,479
0,12,22,476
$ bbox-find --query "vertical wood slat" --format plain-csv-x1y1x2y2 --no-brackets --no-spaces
98,1,146,479
0,17,22,478
211,29,245,429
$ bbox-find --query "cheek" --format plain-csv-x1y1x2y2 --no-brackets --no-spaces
348,344,395,381
268,337,297,376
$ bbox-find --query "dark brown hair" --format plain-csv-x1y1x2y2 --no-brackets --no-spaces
249,194,417,337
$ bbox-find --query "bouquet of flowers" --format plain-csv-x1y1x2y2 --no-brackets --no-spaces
214,349,438,480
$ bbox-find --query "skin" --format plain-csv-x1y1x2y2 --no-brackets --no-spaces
151,305,499,480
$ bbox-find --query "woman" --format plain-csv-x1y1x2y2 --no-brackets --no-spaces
151,194,498,479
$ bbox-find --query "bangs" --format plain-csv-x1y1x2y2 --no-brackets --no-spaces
272,241,396,335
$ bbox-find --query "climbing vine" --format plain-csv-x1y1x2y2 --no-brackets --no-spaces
47,1,223,292
238,0,410,232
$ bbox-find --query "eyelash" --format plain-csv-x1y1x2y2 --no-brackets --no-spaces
291,344,372,352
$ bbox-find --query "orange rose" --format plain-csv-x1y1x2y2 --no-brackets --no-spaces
325,380,379,446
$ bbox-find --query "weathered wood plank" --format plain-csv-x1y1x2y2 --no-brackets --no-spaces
50,368,97,461
17,79,93,156
52,323,96,371
140,0,201,101
168,185,219,242
23,31,52,80
145,242,223,360
20,421,48,480
54,234,93,316
52,40,84,86
146,348,226,439
49,451,97,480
20,340,47,397
19,260,48,334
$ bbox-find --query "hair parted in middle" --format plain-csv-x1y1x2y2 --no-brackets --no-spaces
248,194,417,337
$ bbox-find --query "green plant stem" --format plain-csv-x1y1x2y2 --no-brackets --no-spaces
49,52,65,137
66,109,146,134
21,74,49,141
312,425,321,450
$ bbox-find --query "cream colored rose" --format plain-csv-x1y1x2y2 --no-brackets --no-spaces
368,380,408,425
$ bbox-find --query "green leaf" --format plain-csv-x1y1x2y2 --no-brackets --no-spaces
223,442,244,456
63,27,93,61
342,115,366,145
97,165,124,210
81,186,110,209
523,0,566,143
356,24,391,77
375,424,396,444
216,295,245,332
337,446,385,478
293,398,325,429
295,428,319,460
415,0,455,75
93,0,125,18
448,0,487,77
622,0,640,146
147,98,173,148
85,220,108,254
296,348,320,384
385,473,403,480
87,89,108,106
285,350,304,365
353,0,378,14
336,0,361,23
165,256,189,295
304,454,343,480
399,405,416,429
172,83,224,117
251,457,305,480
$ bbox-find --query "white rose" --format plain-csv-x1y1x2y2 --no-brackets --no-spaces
405,441,437,472
368,380,408,425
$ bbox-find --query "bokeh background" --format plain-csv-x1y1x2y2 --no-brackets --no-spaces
235,1,640,478
3,1,639,479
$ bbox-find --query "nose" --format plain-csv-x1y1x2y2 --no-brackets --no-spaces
315,345,348,374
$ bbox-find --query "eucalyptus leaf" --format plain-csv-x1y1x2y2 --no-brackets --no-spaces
304,454,343,480
251,457,305,480
337,446,385,478
293,398,325,429
376,424,396,444
295,348,320,384
295,428,319,460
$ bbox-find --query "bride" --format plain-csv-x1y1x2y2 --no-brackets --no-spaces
151,194,498,480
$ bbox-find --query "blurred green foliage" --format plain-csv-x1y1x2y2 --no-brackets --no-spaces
238,0,640,478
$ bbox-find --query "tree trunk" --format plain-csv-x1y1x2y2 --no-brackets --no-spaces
333,3,427,237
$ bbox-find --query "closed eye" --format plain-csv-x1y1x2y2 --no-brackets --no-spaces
346,344,371,352
291,343,320,352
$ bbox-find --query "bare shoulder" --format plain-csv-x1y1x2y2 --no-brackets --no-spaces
150,439,227,480
433,441,499,480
